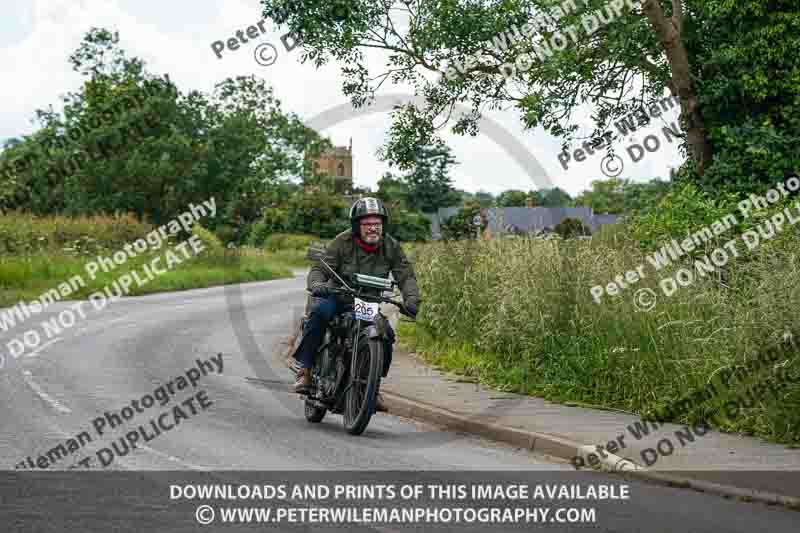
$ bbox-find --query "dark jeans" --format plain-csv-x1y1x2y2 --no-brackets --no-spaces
293,296,394,377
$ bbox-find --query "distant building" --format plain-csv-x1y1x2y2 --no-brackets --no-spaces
305,139,354,196
424,207,620,240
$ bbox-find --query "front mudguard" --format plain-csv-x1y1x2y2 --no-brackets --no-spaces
361,313,388,341
359,314,393,377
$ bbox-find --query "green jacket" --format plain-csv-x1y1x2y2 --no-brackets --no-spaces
308,230,421,306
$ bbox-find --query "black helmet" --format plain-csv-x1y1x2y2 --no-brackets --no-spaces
350,197,389,236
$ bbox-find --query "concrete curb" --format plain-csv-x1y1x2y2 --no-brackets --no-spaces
279,334,800,509
379,389,800,510
380,388,640,472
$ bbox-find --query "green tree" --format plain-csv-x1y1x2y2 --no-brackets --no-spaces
376,171,409,209
398,143,460,213
285,191,349,238
496,189,531,207
389,208,432,242
495,188,573,207
573,177,671,214
538,187,572,207
474,190,495,208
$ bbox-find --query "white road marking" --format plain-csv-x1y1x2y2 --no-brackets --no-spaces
20,376,201,470
21,370,71,414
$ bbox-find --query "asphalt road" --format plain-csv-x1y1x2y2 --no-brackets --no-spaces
0,273,797,531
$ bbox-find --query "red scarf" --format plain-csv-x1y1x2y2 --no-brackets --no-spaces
355,237,380,253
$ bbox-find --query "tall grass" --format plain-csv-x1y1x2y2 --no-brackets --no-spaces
0,211,153,255
406,220,800,444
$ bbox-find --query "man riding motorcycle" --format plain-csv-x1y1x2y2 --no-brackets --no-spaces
291,197,421,408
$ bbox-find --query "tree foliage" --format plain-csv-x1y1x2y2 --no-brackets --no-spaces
260,0,800,192
495,187,572,207
496,189,532,207
0,27,328,238
375,171,409,209
392,142,461,213
572,177,670,214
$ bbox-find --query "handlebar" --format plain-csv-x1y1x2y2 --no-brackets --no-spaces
306,286,415,318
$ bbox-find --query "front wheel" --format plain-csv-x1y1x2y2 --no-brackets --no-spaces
343,337,383,435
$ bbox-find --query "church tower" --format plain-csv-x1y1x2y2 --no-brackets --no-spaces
307,138,354,195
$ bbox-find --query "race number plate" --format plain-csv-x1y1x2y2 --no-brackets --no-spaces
354,298,380,322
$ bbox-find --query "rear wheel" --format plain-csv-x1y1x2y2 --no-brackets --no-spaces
343,336,383,435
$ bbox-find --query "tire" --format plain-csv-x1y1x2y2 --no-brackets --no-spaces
343,336,383,435
304,399,326,423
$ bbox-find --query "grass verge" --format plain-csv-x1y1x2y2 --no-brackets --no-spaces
401,216,800,446
0,248,297,307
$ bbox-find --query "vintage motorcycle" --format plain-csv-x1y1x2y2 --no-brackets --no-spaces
299,248,412,435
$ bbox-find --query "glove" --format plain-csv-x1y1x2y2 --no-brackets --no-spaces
404,302,418,318
311,284,331,298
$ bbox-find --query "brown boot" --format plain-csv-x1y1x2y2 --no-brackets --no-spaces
375,384,388,412
375,394,388,412
293,368,311,394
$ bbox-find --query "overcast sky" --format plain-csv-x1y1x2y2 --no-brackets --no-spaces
0,0,684,197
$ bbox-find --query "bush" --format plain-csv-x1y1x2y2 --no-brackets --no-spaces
248,208,290,247
262,233,318,252
628,183,741,253
191,223,225,257
286,192,349,238
214,224,239,246
389,209,431,242
441,203,483,240
0,211,153,255
553,217,591,239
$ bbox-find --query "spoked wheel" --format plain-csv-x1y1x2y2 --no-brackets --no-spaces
343,337,383,435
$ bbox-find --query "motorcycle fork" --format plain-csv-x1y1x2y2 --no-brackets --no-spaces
350,319,361,378
340,319,364,400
